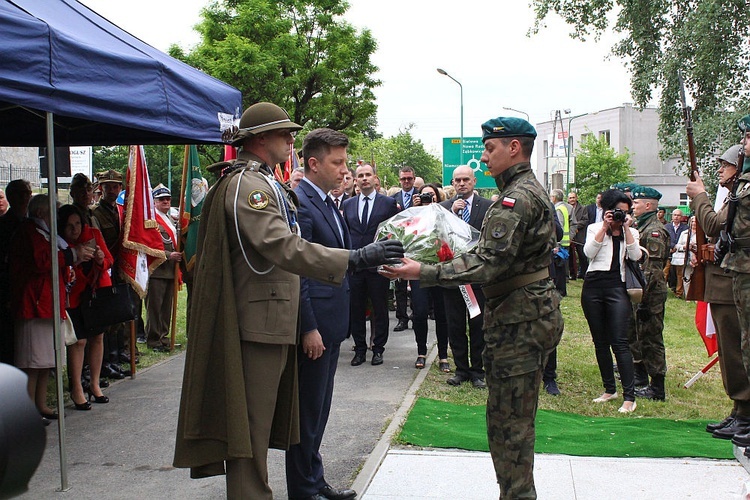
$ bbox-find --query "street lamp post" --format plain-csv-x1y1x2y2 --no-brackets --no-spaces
566,112,589,193
437,68,464,165
502,106,530,122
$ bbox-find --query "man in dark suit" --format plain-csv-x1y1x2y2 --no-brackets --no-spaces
391,166,418,331
287,128,356,500
440,165,492,387
663,208,688,292
343,164,399,366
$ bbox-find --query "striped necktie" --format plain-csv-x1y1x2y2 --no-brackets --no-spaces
403,191,411,209
462,204,470,224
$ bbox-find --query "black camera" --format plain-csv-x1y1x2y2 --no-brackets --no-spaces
419,193,434,204
612,209,627,222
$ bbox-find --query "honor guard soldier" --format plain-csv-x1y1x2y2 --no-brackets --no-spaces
628,185,670,400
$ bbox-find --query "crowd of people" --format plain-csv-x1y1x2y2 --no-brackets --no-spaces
3,104,749,499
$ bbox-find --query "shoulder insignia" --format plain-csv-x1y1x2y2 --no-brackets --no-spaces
248,190,270,210
491,222,508,239
501,197,516,208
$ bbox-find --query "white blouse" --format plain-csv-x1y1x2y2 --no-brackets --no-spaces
583,221,642,282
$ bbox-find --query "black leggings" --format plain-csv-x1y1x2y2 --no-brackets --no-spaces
581,284,635,401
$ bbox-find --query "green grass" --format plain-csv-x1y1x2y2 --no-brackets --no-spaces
418,280,730,421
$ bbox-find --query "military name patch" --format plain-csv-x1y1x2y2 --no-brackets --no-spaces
501,197,516,207
248,190,270,209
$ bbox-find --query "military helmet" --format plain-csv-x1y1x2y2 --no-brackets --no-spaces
228,102,302,146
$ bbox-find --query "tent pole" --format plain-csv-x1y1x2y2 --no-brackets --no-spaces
46,112,69,492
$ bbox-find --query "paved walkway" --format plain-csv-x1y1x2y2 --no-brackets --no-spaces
16,309,750,499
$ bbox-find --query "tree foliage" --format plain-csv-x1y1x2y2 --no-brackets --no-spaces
347,125,443,189
572,133,633,204
531,0,749,185
169,0,380,136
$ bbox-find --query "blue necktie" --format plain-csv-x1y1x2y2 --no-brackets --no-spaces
403,191,411,209
462,204,470,224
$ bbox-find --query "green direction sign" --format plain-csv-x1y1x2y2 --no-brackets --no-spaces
442,137,495,189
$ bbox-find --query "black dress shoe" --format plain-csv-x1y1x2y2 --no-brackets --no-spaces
351,353,366,366
371,352,383,365
706,415,735,433
101,364,125,380
732,430,750,447
713,417,750,440
318,484,357,500
447,374,468,386
471,378,487,389
544,379,560,396
393,320,408,332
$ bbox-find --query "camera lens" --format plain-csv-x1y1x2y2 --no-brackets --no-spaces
419,193,433,204
612,209,626,222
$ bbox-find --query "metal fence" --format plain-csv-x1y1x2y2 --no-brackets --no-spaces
0,163,41,190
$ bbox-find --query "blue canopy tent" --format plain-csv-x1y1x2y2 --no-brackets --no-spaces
0,1,241,493
0,0,241,146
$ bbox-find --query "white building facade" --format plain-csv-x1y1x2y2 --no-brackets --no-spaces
534,104,684,206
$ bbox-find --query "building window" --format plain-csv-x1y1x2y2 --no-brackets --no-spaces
581,132,592,143
680,193,689,205
599,130,611,145
543,140,549,158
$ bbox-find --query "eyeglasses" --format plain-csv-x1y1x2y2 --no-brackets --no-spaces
399,177,414,182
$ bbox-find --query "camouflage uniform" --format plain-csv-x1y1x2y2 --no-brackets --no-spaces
628,211,669,378
421,161,563,499
723,171,750,384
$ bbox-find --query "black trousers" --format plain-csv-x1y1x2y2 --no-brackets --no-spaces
411,283,449,359
444,285,485,380
394,278,409,322
581,284,635,401
350,271,390,355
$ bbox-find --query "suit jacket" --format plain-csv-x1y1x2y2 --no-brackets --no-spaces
439,194,493,231
342,192,399,251
294,180,351,344
570,202,588,243
392,188,416,211
586,203,600,226
665,222,688,249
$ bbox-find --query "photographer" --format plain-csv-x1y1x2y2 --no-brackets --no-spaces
409,184,451,371
581,189,641,413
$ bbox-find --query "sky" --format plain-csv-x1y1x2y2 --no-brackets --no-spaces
79,0,640,156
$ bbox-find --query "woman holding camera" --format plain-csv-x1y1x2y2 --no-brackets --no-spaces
410,184,451,372
581,189,642,413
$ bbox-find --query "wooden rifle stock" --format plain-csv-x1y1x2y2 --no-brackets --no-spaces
678,72,706,301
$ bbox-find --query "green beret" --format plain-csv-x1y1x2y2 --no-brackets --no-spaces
738,114,750,133
481,117,537,142
631,185,662,201
611,182,640,193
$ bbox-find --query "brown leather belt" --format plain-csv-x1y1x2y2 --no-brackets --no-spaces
482,268,550,299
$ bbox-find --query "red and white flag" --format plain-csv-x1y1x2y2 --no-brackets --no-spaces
119,145,167,298
695,301,718,356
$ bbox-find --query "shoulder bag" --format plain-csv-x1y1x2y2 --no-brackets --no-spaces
79,283,137,334
624,251,647,304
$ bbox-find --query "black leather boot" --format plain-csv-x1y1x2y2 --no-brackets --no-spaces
713,416,750,440
635,374,665,401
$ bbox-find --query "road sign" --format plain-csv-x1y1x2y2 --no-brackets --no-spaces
442,137,495,189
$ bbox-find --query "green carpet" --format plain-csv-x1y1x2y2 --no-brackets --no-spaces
398,398,734,459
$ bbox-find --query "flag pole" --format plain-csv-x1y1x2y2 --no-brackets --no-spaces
170,146,189,351
683,356,719,389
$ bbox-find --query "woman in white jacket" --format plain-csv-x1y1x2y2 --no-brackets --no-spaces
582,189,642,413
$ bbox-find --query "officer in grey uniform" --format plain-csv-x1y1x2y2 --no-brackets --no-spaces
687,144,750,440
629,185,670,400
381,117,563,499
173,102,402,500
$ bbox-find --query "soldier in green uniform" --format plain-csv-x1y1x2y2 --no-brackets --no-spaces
629,185,670,400
173,102,402,500
721,115,750,452
686,144,750,441
382,116,563,499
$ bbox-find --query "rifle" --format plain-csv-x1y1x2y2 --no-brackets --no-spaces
677,71,706,301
